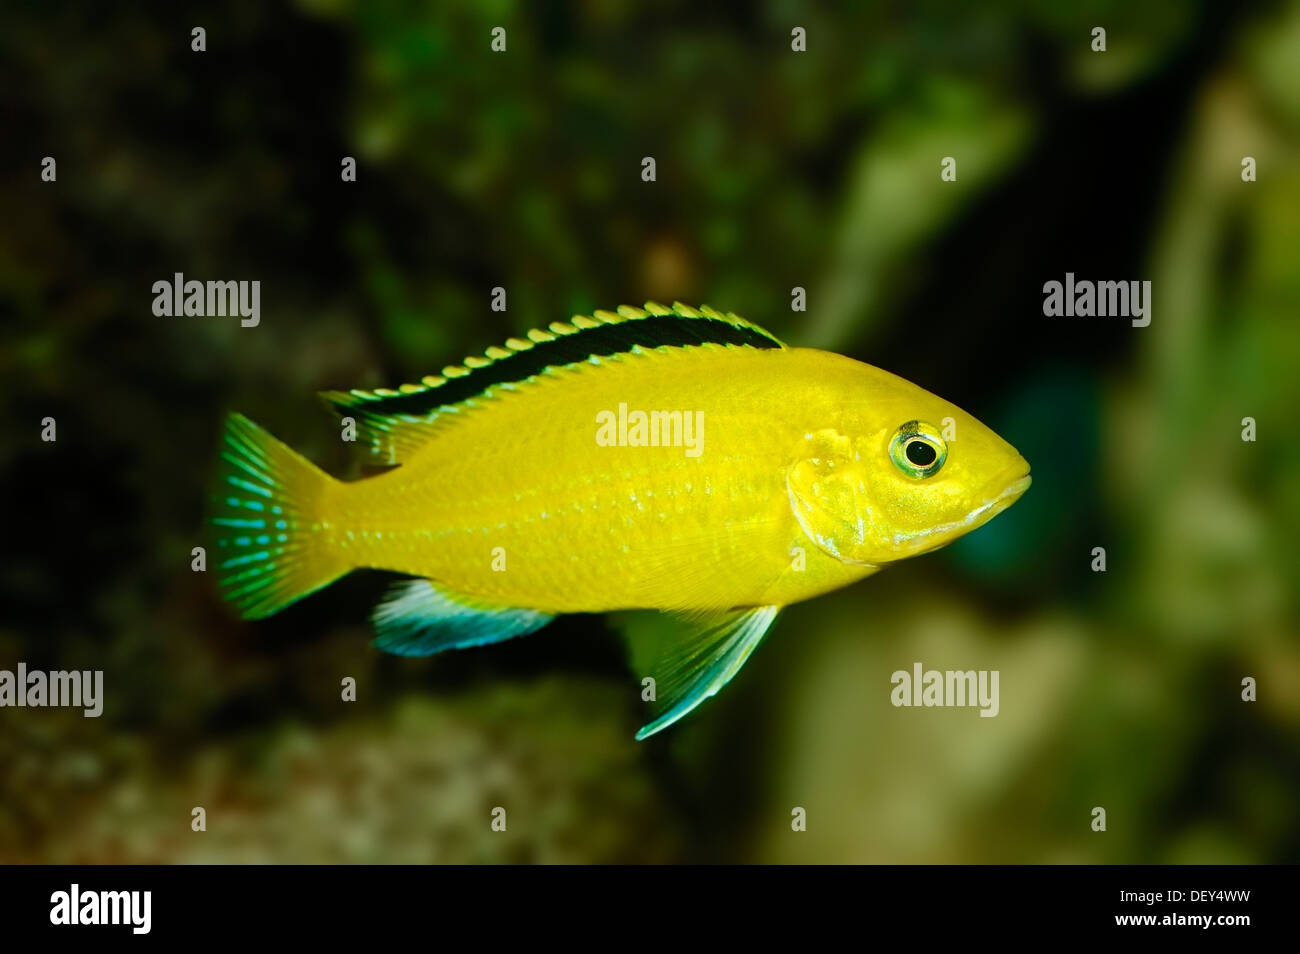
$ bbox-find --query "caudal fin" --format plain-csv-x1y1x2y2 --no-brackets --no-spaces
209,413,349,618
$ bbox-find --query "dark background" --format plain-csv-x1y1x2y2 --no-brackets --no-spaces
1,0,1297,862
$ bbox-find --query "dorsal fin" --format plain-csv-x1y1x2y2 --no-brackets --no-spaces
320,301,784,463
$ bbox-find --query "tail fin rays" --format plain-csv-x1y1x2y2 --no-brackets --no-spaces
209,413,348,618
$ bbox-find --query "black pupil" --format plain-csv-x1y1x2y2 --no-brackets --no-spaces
905,439,937,467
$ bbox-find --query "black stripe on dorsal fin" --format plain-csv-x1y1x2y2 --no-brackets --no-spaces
320,301,784,425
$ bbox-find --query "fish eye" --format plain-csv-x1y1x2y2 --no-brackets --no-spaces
906,439,936,467
889,421,947,479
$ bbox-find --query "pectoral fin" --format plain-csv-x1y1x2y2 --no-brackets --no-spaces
630,605,780,740
372,579,554,656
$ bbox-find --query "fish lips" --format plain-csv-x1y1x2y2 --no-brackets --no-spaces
975,468,1033,526
886,465,1031,559
934,464,1033,542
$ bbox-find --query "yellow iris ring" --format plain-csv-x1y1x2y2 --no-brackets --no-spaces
889,420,947,479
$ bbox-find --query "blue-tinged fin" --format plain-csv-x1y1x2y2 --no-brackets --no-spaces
371,578,555,656
319,302,784,462
632,605,781,741
209,413,350,619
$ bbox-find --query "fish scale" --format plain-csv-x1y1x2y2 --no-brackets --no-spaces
325,348,823,611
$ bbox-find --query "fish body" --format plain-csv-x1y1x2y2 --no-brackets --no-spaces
211,302,1030,738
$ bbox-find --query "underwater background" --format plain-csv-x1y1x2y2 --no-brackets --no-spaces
1,0,1297,863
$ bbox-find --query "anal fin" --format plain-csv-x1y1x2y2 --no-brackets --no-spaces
629,605,781,740
372,579,554,656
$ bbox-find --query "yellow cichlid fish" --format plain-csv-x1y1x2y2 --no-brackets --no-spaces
211,302,1030,738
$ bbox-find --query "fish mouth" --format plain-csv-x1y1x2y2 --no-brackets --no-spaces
997,473,1032,506
960,469,1032,532
899,468,1031,555
985,471,1032,518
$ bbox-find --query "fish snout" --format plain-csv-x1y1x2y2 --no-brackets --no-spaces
992,457,1032,511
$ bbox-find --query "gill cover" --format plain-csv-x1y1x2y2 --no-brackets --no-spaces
786,428,882,567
